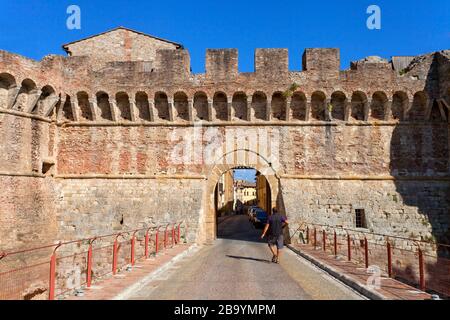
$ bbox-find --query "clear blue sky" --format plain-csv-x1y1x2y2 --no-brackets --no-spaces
233,169,256,183
0,0,448,73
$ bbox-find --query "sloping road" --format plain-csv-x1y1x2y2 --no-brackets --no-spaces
127,215,364,300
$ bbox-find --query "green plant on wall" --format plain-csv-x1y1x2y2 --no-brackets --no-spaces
282,82,300,98
327,102,333,113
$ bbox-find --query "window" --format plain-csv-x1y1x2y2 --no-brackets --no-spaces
355,209,367,229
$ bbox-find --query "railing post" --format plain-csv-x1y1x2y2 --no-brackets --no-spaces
112,234,119,275
48,243,61,300
347,234,351,261
131,232,136,266
322,230,326,252
48,253,56,300
364,237,369,269
155,228,159,254
164,225,169,249
145,229,150,259
334,231,337,257
306,226,309,244
387,240,392,278
418,247,425,291
172,224,175,247
314,228,317,249
87,238,95,288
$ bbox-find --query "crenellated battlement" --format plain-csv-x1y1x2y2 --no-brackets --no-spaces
0,27,449,125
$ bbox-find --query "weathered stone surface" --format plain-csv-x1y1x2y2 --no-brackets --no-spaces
0,28,449,254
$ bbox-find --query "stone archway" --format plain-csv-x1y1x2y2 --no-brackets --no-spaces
198,149,281,243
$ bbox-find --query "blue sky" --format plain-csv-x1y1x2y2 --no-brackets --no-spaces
233,169,257,183
0,0,448,73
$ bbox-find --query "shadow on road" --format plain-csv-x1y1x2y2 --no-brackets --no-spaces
226,255,271,264
217,214,266,244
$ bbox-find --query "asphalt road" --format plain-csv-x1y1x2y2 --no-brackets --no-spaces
127,215,364,300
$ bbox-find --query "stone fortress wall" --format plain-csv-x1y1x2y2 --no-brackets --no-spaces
0,27,449,252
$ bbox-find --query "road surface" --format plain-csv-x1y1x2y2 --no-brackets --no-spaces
126,214,364,300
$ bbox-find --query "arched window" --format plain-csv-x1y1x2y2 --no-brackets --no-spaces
271,92,286,120
96,91,112,121
0,73,16,109
392,92,408,121
77,91,92,120
136,92,151,121
116,92,132,121
330,91,346,121
14,79,37,112
408,92,427,121
311,91,326,121
174,91,189,121
251,92,267,121
193,92,208,121
370,92,388,120
154,92,169,121
62,95,74,121
232,92,247,121
350,91,367,121
213,92,228,121
34,85,56,116
291,92,307,121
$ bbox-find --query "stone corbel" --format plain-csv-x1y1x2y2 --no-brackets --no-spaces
207,99,213,122
438,99,450,123
266,97,272,121
227,99,232,122
71,99,79,122
7,87,20,109
109,98,118,122
384,100,393,121
436,99,447,121
344,100,351,122
187,99,193,122
363,98,371,122
148,98,155,122
402,97,411,120
88,98,98,121
56,95,67,122
128,96,137,122
424,99,434,121
285,98,291,122
305,98,311,122
324,98,331,121
26,89,42,113
44,96,60,117
167,98,174,122
247,97,252,122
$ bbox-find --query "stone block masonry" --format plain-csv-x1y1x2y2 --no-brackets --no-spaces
0,28,449,293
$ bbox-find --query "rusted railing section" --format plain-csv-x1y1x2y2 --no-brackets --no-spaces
298,222,450,298
0,221,185,300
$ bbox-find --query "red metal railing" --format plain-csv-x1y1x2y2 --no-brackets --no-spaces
299,222,450,297
0,221,184,300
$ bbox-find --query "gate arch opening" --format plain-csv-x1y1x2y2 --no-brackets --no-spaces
214,167,272,240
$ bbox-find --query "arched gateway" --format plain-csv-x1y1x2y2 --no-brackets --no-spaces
199,149,280,243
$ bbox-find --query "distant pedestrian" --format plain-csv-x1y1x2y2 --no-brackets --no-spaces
261,208,288,263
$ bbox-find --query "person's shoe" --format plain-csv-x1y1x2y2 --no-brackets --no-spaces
274,257,279,264
271,255,276,263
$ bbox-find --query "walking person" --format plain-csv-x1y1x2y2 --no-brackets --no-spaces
261,208,288,263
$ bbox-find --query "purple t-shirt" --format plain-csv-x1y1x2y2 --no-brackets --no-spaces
267,213,286,236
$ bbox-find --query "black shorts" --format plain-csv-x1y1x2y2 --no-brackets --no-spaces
268,235,284,249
